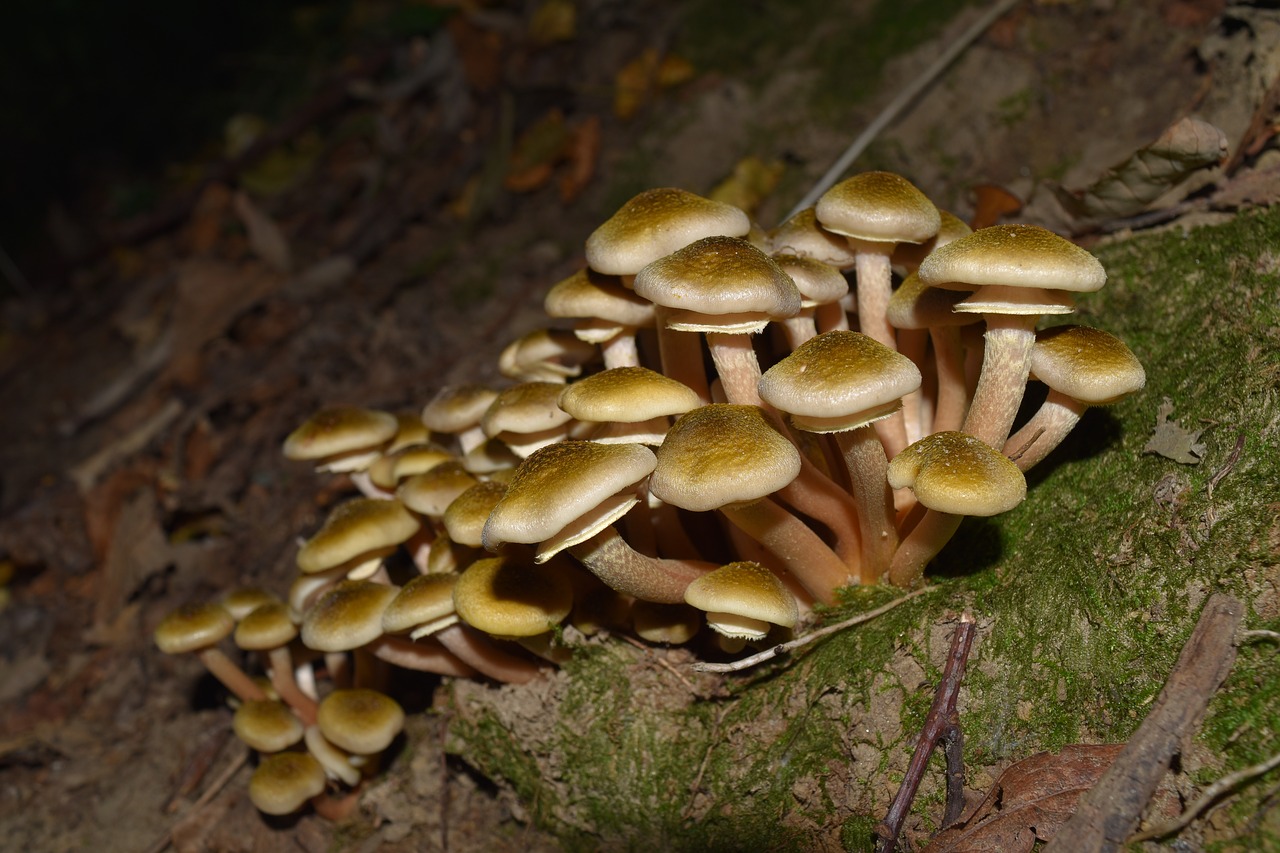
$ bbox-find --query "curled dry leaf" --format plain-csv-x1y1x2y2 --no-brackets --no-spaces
923,744,1123,853
1143,398,1206,465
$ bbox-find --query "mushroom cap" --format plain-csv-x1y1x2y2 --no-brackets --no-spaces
886,272,981,330
630,601,702,645
632,236,802,332
382,573,459,635
544,268,655,327
233,699,305,753
249,752,327,815
300,580,399,652
421,384,499,433
892,209,972,271
557,367,701,424
585,187,751,276
154,602,235,654
234,601,298,650
887,431,1026,516
498,328,597,383
296,498,421,575
917,224,1106,293
386,411,432,454
650,404,800,511
815,171,940,245
282,406,398,466
767,207,859,268
443,480,508,548
772,253,849,308
221,586,279,621
388,443,455,482
481,382,574,438
758,331,922,433
453,557,573,638
317,688,405,755
481,440,656,553
683,561,799,640
1030,325,1146,404
396,462,479,517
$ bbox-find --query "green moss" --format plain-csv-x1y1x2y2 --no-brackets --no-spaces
450,208,1280,848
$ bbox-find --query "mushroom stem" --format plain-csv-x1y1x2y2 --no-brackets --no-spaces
962,315,1038,448
930,325,969,433
433,623,544,684
1002,391,1087,472
897,328,929,444
814,299,850,334
773,452,864,568
835,426,898,584
600,331,641,369
705,331,763,407
654,307,711,404
887,510,963,588
720,498,853,603
197,648,268,703
568,526,715,604
852,243,910,458
266,646,318,726
366,635,477,677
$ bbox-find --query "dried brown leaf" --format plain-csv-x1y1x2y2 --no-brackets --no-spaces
1143,398,1206,465
924,744,1123,853
232,191,292,273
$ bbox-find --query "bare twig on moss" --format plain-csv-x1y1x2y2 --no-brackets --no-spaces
1207,432,1246,499
1242,630,1280,643
875,613,976,852
1042,593,1245,853
691,586,937,674
1128,749,1280,843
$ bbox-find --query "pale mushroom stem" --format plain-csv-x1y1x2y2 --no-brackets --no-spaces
600,331,641,369
887,509,963,589
834,426,898,584
897,328,929,445
852,244,910,459
814,300,850,334
366,635,478,677
434,623,544,684
781,313,819,349
1002,392,1087,472
774,454,864,569
266,646,318,726
720,498,853,604
348,470,394,500
568,526,715,604
705,332,764,407
963,315,1038,448
930,326,970,433
654,307,711,404
198,648,268,703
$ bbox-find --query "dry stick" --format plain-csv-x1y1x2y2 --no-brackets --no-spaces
693,586,936,674
875,613,976,853
144,746,251,853
1129,748,1280,843
1042,592,1245,853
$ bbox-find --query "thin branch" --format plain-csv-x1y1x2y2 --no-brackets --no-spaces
1128,749,1280,843
692,586,937,674
1241,630,1280,643
143,746,251,853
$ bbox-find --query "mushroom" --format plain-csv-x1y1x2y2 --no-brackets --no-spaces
1003,324,1146,471
480,381,577,458
543,268,655,369
885,431,1026,587
421,384,500,456
248,752,328,815
683,560,799,644
498,328,597,383
770,253,850,348
233,698,305,753
556,366,700,446
317,688,405,759
296,497,421,581
452,556,574,642
917,224,1106,449
235,601,318,725
283,406,399,497
154,602,267,703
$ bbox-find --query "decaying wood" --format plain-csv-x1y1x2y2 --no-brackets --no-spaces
1041,592,1244,852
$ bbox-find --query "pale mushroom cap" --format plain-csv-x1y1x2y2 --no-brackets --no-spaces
917,224,1106,293
422,385,500,433
1030,325,1146,404
758,331,922,432
453,557,573,637
887,431,1026,516
585,187,751,276
234,602,299,650
386,411,432,454
650,404,800,512
154,602,235,654
481,382,575,438
772,253,849,307
249,752,327,815
632,236,802,331
768,207,859,268
892,209,972,271
544,268,655,327
482,440,656,548
222,586,279,621
498,328,597,383
300,580,399,652
282,406,398,461
815,171,941,245
296,498,421,575
557,367,701,423
389,444,456,481
382,573,459,635
318,688,405,755
234,699,305,753
683,561,799,639
886,272,980,330
396,462,479,517
443,480,508,548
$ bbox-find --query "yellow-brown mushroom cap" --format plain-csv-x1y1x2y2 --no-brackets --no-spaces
421,384,499,434
300,580,399,652
282,406,398,467
154,602,235,654
815,171,940,245
557,367,701,424
382,573,459,636
917,224,1106,293
317,688,405,755
887,431,1026,516
396,462,479,518
443,480,508,548
295,498,421,575
234,601,298,650
249,752,327,815
1030,325,1146,404
233,699,305,753
452,557,573,638
683,561,799,640
585,187,751,276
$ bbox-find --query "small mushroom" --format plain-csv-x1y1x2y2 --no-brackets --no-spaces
154,602,266,703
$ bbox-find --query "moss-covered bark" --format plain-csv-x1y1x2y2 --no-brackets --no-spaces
446,208,1280,851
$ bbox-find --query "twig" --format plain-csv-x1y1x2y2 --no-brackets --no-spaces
783,0,1025,221
875,613,976,852
1207,432,1246,499
143,746,251,853
1241,630,1280,643
1043,593,1245,852
1129,749,1280,843
692,586,936,674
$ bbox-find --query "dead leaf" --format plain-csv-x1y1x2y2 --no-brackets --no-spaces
613,50,697,120
559,115,600,203
970,184,1023,229
1053,118,1228,221
1143,398,1206,465
232,191,292,273
448,13,504,92
924,744,1123,852
505,109,570,193
708,156,785,218
185,182,234,254
91,485,171,635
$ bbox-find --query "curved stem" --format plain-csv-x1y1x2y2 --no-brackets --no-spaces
434,623,544,684
266,646,318,726
962,315,1037,448
568,526,715,604
1003,391,1086,472
835,426,898,584
655,306,710,404
721,498,853,604
887,510,962,588
198,647,267,703
930,325,970,433
366,635,477,677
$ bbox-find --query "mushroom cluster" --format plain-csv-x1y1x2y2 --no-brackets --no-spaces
156,175,1144,816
